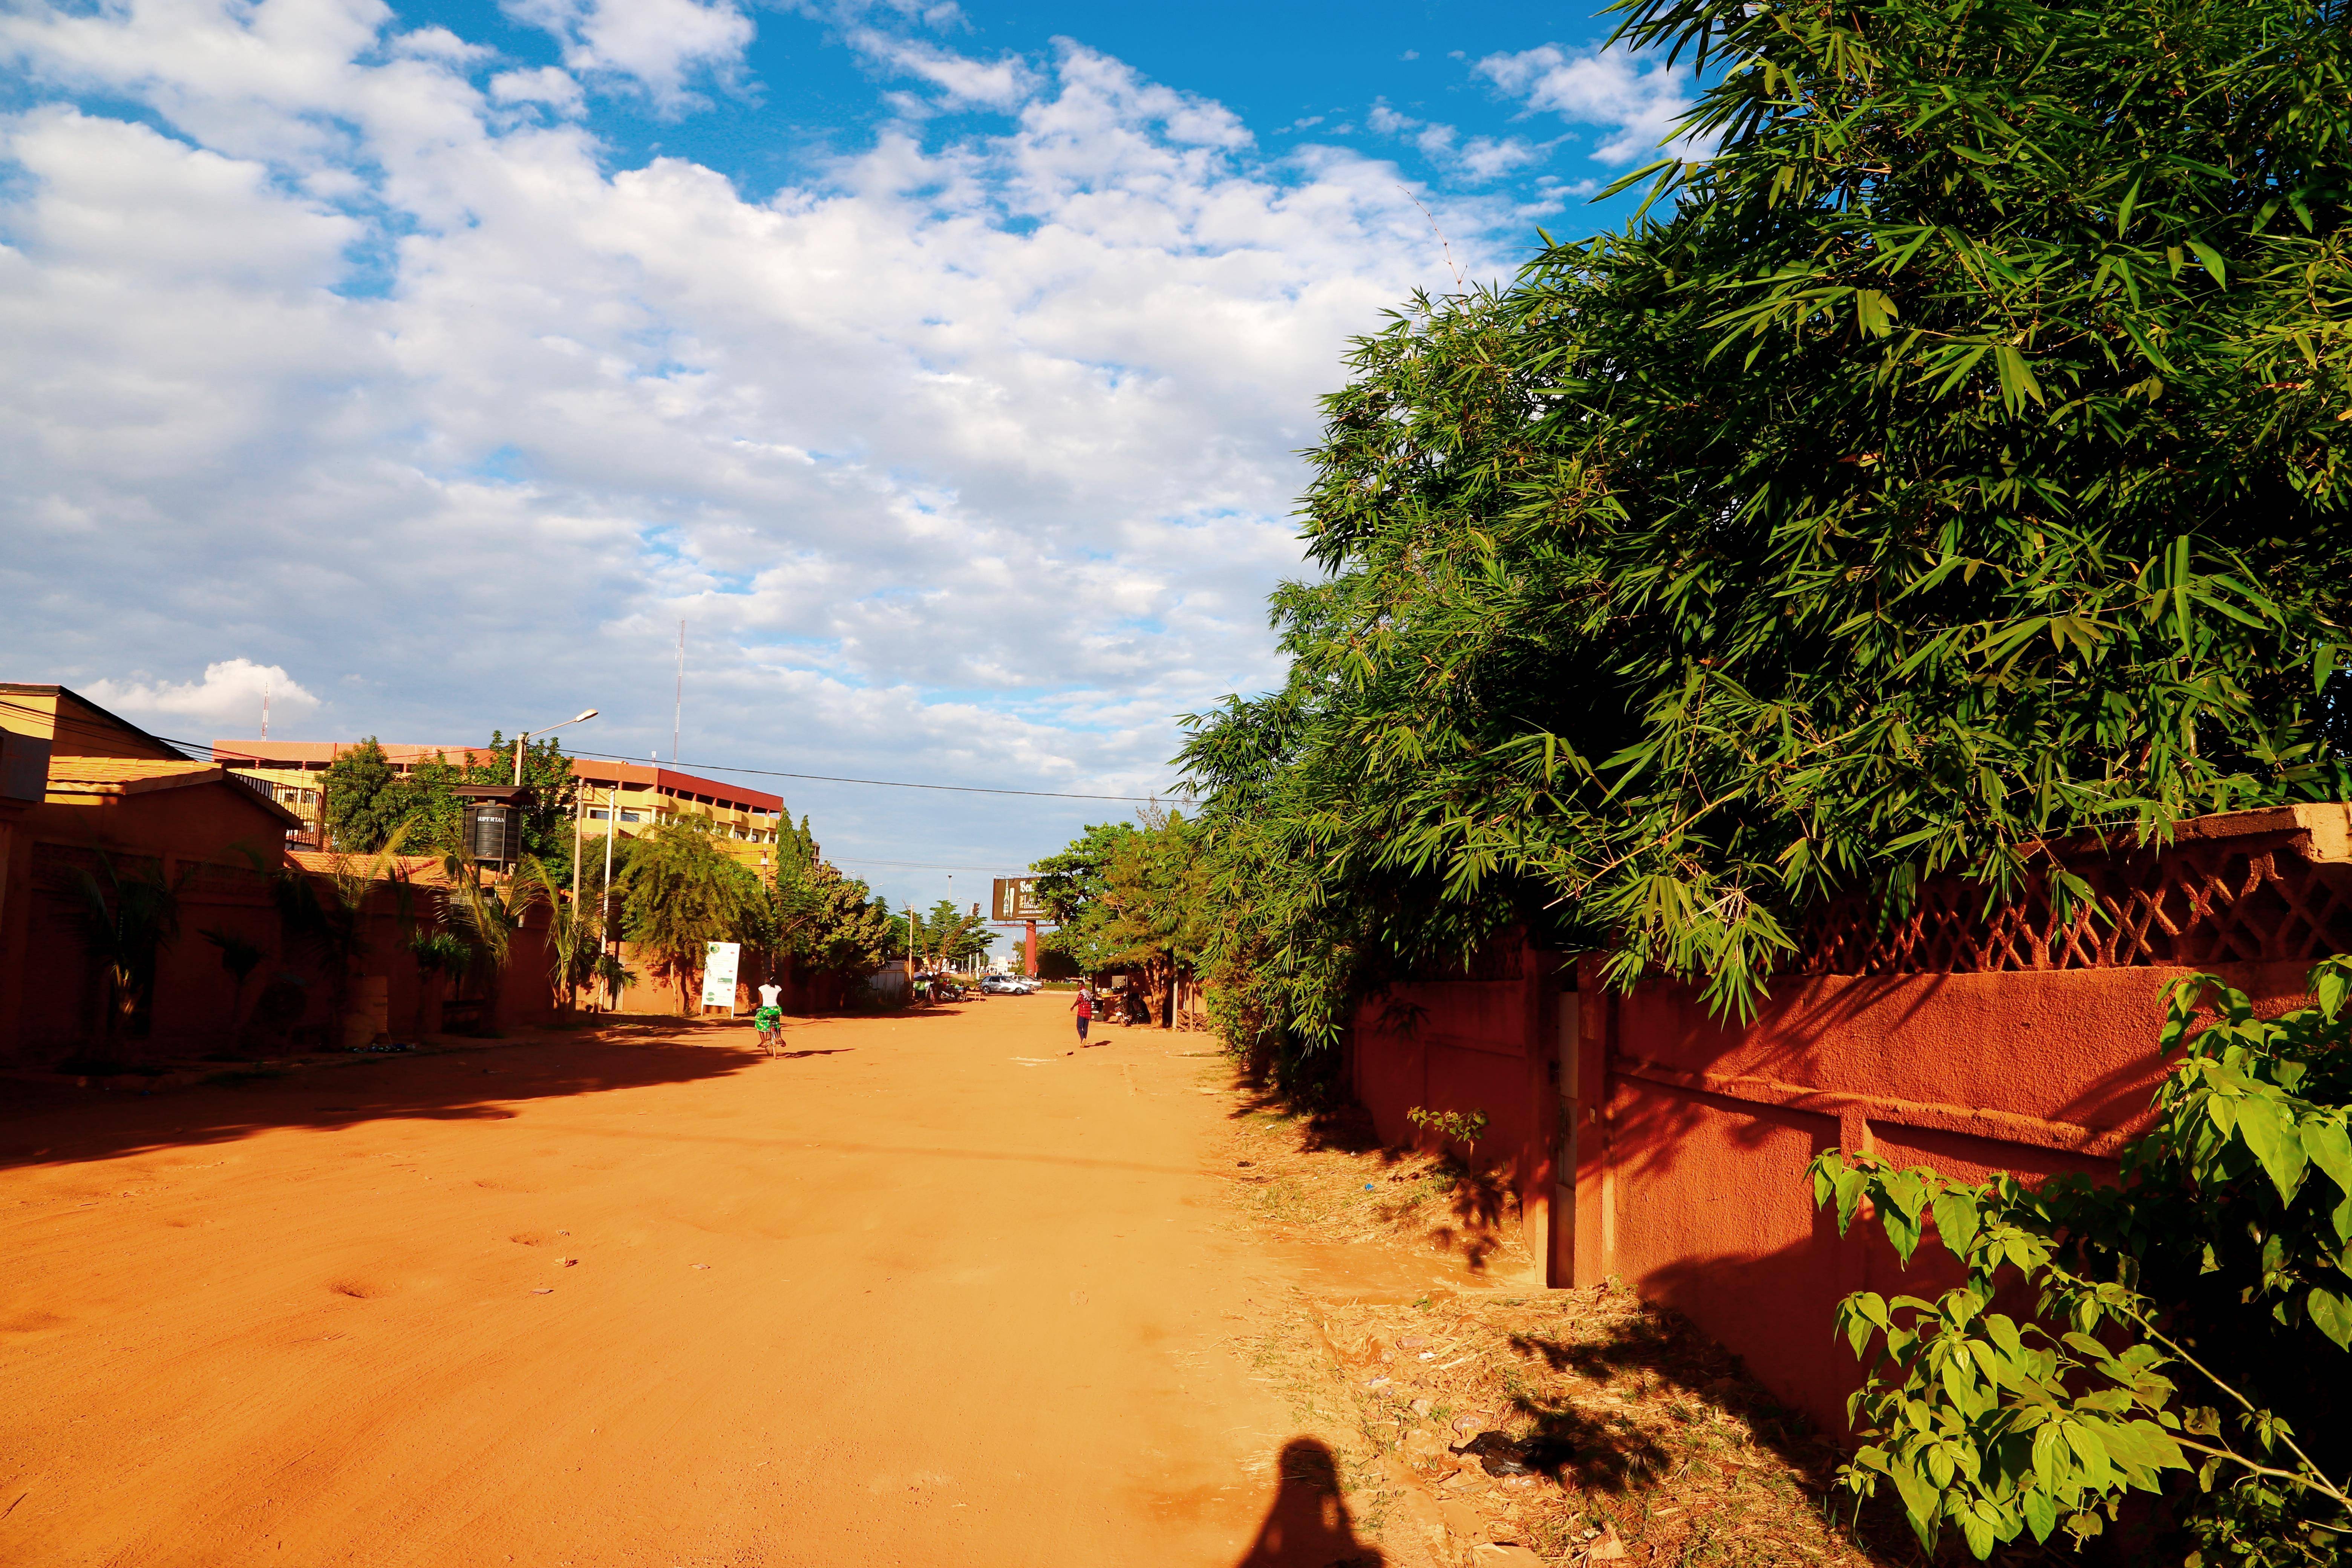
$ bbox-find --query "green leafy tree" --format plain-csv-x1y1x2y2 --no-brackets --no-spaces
388,735,580,884
1816,961,2352,1561
321,738,407,853
909,899,992,971
1034,810,1208,1026
620,816,762,1013
1180,0,2352,1042
1033,822,1135,934
791,866,896,977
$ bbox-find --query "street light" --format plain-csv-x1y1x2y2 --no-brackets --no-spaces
514,708,599,785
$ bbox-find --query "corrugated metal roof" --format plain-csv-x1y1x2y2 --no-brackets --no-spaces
46,758,225,790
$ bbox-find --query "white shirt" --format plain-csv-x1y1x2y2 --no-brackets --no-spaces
757,983,781,1008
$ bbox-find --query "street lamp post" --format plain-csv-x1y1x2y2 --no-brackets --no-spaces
514,708,599,786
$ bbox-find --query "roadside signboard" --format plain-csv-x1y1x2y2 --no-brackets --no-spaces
991,876,1049,923
700,942,741,1011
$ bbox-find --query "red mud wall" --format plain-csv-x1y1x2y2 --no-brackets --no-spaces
1351,950,2326,1438
1350,942,1556,1265
1599,959,2316,1437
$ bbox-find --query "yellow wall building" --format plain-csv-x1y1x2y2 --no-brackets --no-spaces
210,742,789,872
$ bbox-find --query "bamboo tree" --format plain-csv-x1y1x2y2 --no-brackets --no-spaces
1182,0,2352,1031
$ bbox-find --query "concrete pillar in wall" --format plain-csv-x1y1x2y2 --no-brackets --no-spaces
1521,940,1560,1271
1559,952,1615,1287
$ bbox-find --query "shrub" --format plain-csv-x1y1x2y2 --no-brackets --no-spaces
1813,959,2352,1560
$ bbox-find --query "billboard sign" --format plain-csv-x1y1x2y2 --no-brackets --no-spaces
700,941,741,1010
991,876,1050,923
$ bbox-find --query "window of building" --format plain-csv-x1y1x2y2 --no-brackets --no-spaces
588,809,609,821
619,810,642,823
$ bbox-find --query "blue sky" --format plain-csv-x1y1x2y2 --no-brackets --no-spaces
0,0,1699,914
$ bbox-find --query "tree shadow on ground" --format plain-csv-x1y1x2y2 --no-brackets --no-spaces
0,1023,778,1171
1231,1079,1521,1271
1505,1304,1810,1491
1499,1301,1917,1560
1412,1161,1516,1274
1231,1438,1385,1568
1228,1084,1395,1159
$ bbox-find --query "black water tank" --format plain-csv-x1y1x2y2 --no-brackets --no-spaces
464,802,521,864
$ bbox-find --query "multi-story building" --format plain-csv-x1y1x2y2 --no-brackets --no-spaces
210,741,788,871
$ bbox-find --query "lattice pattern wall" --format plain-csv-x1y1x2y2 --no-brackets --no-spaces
1799,830,2352,975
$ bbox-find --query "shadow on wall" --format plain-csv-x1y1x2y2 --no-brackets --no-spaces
0,1021,782,1172
1232,1438,1384,1568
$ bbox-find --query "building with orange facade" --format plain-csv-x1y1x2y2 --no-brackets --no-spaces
209,740,788,872
0,688,559,1061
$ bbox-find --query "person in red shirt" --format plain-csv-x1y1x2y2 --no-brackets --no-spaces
1070,986,1094,1047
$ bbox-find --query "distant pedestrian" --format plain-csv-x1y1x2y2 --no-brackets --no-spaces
1070,985,1093,1047
753,1001,784,1057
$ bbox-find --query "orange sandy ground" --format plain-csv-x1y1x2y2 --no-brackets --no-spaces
0,998,1415,1567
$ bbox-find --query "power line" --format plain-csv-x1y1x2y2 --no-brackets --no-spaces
562,746,1184,804
829,857,1034,872
153,730,1186,805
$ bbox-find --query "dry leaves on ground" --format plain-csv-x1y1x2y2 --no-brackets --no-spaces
1319,1289,1888,1566
1222,1087,1528,1277
1212,1066,1895,1567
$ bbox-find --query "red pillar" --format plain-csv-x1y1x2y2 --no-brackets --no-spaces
1024,920,1038,977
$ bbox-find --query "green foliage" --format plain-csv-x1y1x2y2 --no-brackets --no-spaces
391,735,580,881
780,864,896,977
907,899,992,970
1180,0,2352,1042
1406,1105,1490,1159
619,816,763,1008
320,738,407,853
1033,808,1208,1025
1032,822,1136,933
1813,959,2352,1560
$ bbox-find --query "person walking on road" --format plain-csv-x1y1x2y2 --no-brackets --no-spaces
1070,985,1094,1047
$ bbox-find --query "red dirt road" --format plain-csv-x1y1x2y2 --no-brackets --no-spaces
0,1000,1375,1567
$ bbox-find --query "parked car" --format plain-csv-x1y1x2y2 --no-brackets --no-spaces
980,974,1031,994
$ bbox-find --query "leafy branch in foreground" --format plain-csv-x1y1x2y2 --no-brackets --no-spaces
1813,959,2352,1560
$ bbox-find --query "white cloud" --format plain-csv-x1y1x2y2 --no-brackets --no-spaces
1364,99,1547,183
501,0,753,107
847,28,1033,109
1475,41,1705,165
490,66,587,117
0,6,1496,844
86,660,322,734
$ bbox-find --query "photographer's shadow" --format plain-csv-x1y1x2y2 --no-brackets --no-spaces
1232,1438,1384,1567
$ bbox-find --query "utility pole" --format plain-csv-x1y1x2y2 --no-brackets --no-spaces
601,779,617,1010
673,621,684,764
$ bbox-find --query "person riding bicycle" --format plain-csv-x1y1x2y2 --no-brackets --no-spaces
753,1001,784,1056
